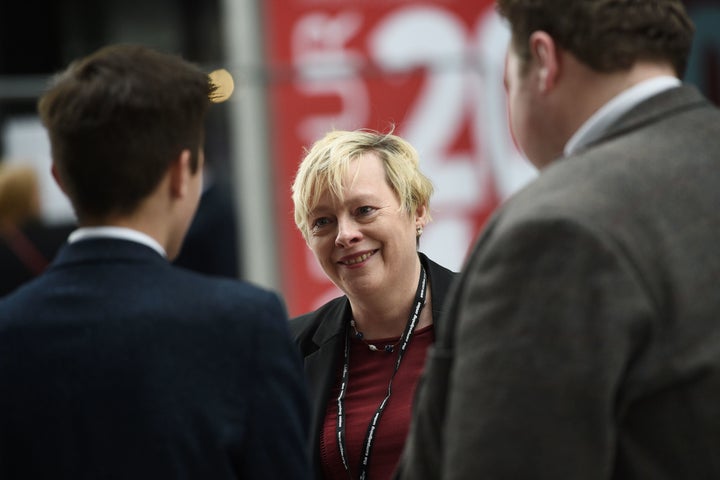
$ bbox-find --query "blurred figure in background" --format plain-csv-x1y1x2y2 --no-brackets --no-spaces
290,129,457,479
0,44,310,479
173,105,241,279
0,162,72,296
399,0,720,479
173,163,240,278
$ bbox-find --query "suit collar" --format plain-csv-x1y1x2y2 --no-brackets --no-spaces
587,85,707,152
310,298,350,348
420,252,455,326
51,238,169,270
301,298,349,463
304,297,349,395
565,76,681,156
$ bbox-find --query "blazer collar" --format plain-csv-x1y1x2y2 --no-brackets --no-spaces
589,85,707,152
311,298,350,348
51,237,169,270
302,298,350,459
307,252,454,352
304,298,349,394
420,252,454,328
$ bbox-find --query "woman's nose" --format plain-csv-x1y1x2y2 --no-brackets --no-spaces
335,217,361,247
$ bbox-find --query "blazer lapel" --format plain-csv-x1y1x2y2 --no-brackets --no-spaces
303,299,350,455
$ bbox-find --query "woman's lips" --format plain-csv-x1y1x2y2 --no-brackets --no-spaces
339,250,377,265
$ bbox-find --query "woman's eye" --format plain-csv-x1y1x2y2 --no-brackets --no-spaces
357,206,375,216
311,217,331,230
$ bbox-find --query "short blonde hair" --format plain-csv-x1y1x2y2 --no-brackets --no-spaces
0,164,40,226
292,129,433,240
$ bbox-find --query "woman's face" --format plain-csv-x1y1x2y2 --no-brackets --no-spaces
306,152,426,300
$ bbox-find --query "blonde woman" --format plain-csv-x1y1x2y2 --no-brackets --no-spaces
291,129,457,479
0,164,71,295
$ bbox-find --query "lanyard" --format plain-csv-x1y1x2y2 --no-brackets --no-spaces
336,266,427,480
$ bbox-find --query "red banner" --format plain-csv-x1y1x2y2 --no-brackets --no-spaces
263,0,536,316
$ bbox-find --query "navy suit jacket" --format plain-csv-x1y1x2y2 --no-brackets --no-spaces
0,238,311,479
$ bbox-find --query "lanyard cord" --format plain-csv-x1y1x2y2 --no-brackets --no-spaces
336,266,428,480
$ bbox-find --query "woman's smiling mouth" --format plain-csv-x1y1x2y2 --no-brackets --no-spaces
339,250,378,265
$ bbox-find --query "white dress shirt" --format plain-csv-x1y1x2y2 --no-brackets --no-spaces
68,226,167,258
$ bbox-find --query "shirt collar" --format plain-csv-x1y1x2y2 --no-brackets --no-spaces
564,76,681,157
68,226,167,258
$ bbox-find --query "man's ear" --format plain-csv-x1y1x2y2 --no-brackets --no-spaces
529,31,560,93
51,164,68,195
169,149,193,199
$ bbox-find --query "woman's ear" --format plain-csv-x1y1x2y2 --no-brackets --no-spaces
414,204,428,228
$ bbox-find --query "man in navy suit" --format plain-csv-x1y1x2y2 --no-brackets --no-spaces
0,45,311,479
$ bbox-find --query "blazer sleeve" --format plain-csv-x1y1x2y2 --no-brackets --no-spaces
238,292,313,479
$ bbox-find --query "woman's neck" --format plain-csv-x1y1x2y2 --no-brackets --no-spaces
348,266,433,340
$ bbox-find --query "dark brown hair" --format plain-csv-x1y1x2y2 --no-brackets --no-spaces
38,44,215,220
497,0,695,76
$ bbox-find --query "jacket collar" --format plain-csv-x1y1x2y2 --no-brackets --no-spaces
50,237,168,270
586,85,707,152
307,252,454,351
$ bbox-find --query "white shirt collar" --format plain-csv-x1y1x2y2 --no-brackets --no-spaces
564,76,681,156
68,226,167,258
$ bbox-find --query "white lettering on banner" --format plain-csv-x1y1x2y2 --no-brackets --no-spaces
473,10,538,199
370,6,480,209
370,6,514,270
292,12,369,307
291,5,536,309
292,12,370,145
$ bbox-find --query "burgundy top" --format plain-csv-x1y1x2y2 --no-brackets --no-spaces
320,324,435,479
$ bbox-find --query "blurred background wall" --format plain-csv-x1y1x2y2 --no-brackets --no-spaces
1,0,718,315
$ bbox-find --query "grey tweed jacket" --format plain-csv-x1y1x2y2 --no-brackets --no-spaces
399,85,720,479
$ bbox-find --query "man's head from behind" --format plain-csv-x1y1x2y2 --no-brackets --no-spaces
38,45,214,224
497,0,694,167
497,0,694,77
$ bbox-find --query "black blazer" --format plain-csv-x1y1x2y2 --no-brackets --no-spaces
0,238,311,479
290,252,457,478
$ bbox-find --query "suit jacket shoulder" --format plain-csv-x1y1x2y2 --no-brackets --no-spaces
0,238,311,480
474,85,720,313
420,85,720,479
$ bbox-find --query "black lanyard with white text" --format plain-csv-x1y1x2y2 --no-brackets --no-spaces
336,265,428,480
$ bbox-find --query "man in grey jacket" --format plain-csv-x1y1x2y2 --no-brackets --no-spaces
399,1,720,478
